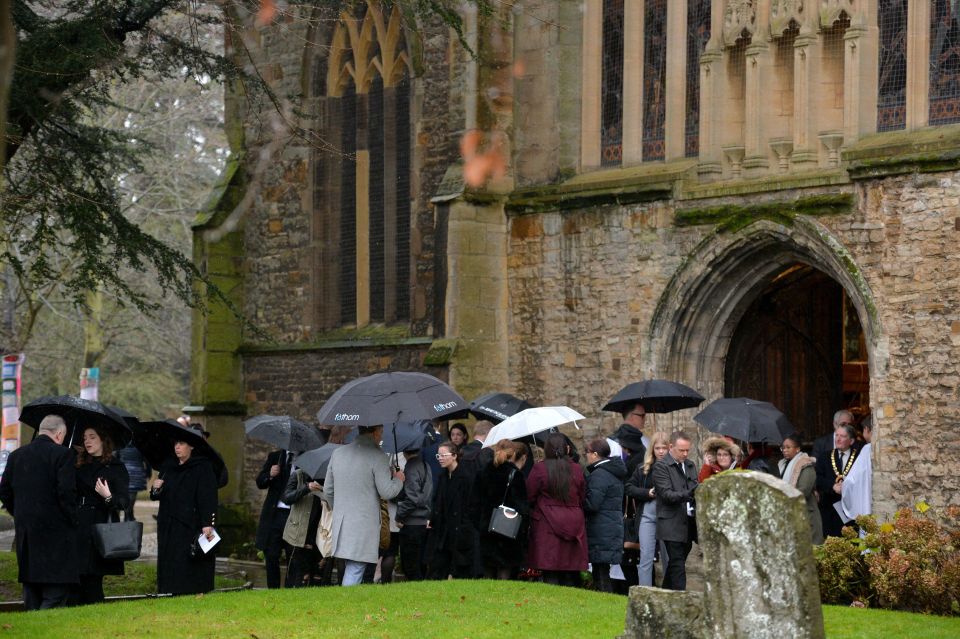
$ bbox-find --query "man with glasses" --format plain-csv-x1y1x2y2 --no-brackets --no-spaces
610,403,649,590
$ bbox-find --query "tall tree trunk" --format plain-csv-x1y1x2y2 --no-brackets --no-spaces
83,288,104,369
0,0,14,178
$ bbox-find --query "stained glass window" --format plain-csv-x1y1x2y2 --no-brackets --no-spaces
930,0,960,125
877,0,907,131
601,0,624,166
685,0,711,157
643,0,667,161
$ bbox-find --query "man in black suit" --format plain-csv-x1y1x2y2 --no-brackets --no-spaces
652,430,698,591
812,409,855,463
0,415,79,610
815,423,859,538
255,449,293,588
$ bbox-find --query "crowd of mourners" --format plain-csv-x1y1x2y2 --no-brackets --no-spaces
252,405,873,594
0,403,872,610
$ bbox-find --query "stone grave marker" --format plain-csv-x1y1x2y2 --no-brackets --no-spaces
620,470,825,639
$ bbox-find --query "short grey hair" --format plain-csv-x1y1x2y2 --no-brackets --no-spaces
38,415,67,436
834,424,856,440
833,409,854,427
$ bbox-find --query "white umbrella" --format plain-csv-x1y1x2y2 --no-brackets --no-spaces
482,406,585,448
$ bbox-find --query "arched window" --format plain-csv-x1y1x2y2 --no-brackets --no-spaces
930,0,960,125
601,0,625,166
877,0,907,131
643,0,667,161
314,2,413,328
685,0,711,157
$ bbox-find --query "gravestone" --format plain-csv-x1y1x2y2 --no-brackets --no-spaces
620,471,825,639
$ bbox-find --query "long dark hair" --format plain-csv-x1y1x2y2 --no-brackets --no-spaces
75,426,114,466
543,433,572,503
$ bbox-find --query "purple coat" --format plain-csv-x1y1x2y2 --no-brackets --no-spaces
525,460,588,571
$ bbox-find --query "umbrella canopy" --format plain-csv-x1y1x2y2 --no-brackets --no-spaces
316,372,467,427
468,392,535,424
19,395,132,449
482,406,585,449
134,419,228,484
295,443,342,480
381,421,428,454
244,415,324,453
603,379,705,414
693,397,795,445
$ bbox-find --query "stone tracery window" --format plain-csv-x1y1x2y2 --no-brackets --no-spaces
601,0,625,166
930,0,960,125
685,0,711,157
314,2,413,329
643,0,667,161
877,0,907,132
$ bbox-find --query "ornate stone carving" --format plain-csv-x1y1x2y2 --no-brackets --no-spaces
771,0,804,36
723,0,757,46
820,0,857,28
326,1,413,97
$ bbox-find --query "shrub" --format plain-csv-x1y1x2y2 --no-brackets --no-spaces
815,504,960,615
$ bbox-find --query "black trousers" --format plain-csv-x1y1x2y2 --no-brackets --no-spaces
592,563,613,592
661,540,692,591
399,524,428,581
285,545,320,588
23,582,72,610
263,508,291,589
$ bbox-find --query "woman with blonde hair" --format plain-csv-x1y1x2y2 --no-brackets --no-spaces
479,440,529,579
625,431,669,586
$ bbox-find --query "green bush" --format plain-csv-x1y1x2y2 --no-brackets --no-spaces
816,504,960,615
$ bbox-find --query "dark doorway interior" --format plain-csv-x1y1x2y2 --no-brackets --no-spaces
725,264,868,443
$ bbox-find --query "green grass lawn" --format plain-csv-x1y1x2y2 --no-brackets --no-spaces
0,551,243,599
0,580,956,638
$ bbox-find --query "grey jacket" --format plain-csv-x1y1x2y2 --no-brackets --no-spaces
323,435,403,563
396,454,432,526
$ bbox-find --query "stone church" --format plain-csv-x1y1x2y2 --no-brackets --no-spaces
192,0,959,525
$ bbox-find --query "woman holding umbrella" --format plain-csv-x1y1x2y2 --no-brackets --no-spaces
150,427,219,595
72,426,130,604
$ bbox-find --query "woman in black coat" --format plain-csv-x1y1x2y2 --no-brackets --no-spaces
73,426,130,605
583,438,626,592
150,439,218,595
428,442,482,579
478,441,529,579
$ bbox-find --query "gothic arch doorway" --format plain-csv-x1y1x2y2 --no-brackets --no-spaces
724,264,869,441
648,218,882,441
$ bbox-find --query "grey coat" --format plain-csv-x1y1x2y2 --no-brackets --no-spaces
323,436,403,564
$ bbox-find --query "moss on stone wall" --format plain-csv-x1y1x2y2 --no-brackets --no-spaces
424,338,458,366
674,193,854,231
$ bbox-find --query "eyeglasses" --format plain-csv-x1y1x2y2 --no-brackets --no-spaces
630,412,646,418
435,453,454,459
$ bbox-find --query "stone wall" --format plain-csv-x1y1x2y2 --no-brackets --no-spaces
240,344,436,515
503,164,960,518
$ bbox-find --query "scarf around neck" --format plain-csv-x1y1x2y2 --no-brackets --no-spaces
778,451,813,487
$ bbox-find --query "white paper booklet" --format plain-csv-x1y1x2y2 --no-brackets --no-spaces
197,529,221,554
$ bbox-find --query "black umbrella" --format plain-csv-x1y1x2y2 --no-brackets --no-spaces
602,379,705,414
295,443,342,480
19,395,132,449
468,392,535,424
244,415,323,453
316,372,467,427
134,419,228,485
693,397,795,445
381,421,428,455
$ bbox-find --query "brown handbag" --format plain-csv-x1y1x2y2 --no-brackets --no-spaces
378,499,391,550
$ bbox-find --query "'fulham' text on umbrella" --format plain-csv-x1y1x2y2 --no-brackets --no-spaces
434,401,459,412
335,413,361,421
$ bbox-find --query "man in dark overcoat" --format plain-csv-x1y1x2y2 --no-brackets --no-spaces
0,415,80,609
815,423,859,538
255,449,293,588
652,430,698,591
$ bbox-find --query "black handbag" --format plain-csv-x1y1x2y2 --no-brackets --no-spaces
93,511,143,561
488,468,522,539
623,496,640,550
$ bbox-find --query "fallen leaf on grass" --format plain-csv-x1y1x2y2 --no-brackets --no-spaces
459,595,466,603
